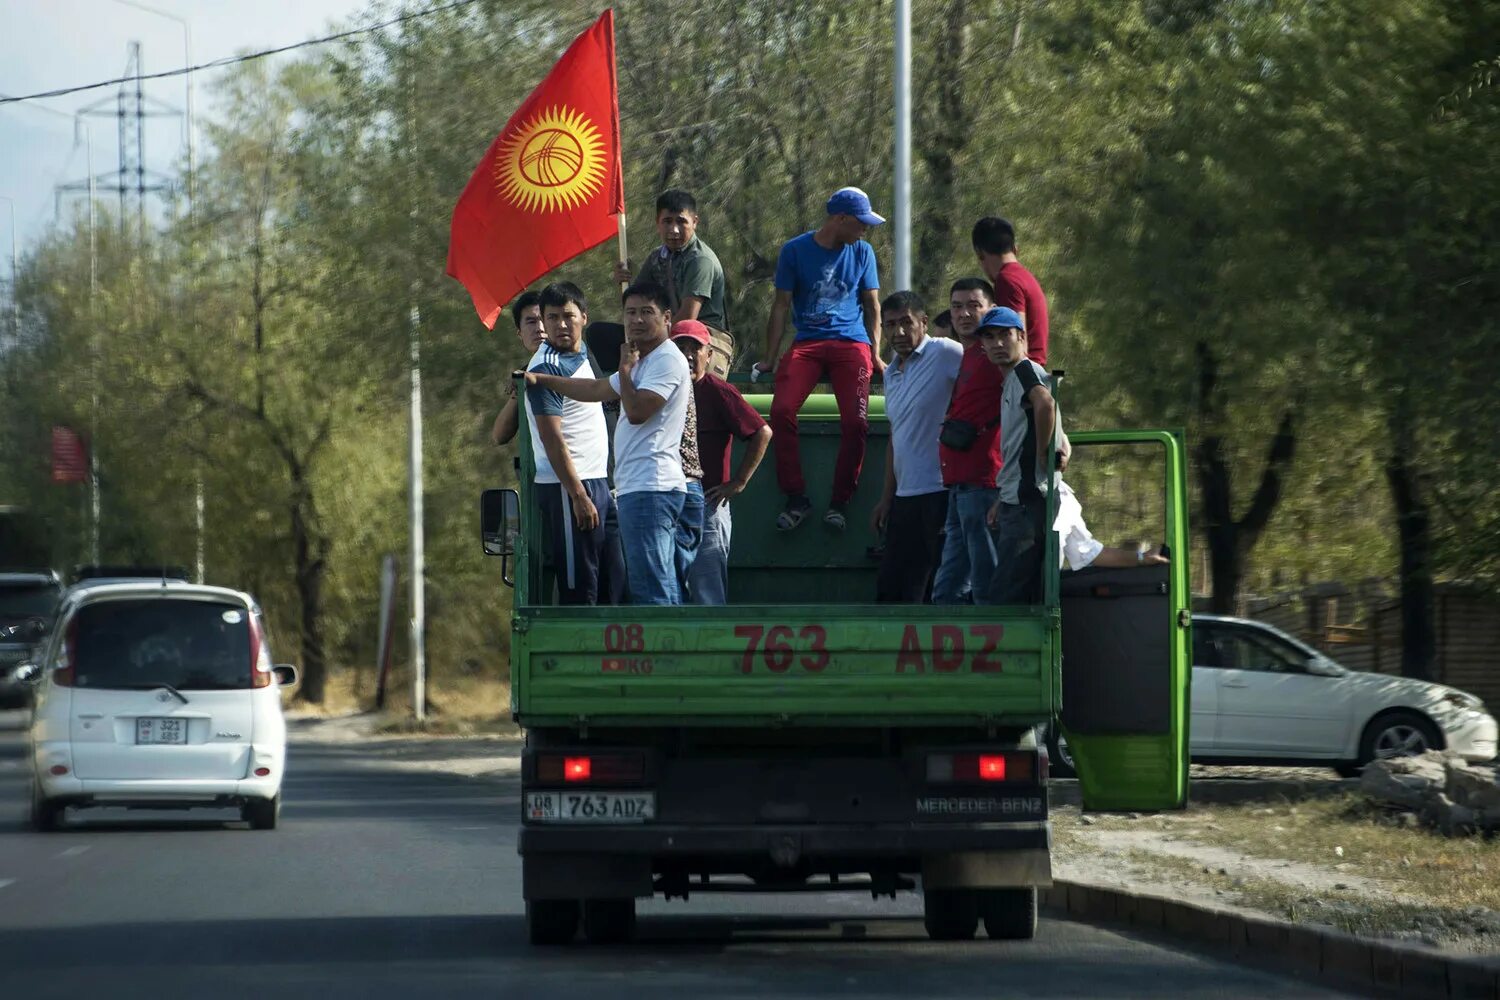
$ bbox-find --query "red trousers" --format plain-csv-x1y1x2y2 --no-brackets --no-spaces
769,339,872,505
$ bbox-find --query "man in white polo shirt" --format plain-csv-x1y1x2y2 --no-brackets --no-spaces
525,281,694,605
870,290,964,602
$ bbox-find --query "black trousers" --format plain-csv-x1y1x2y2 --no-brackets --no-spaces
536,479,625,605
876,490,951,603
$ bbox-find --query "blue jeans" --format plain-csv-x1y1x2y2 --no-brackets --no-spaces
931,485,1000,605
675,480,706,601
616,490,687,605
686,501,732,605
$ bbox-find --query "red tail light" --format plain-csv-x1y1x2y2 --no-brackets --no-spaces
54,617,77,687
536,752,644,784
253,767,271,777
249,612,272,689
926,751,1035,784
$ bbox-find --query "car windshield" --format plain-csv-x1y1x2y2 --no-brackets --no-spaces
0,583,61,626
70,598,252,690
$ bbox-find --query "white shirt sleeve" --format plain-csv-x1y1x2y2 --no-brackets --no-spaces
627,349,685,400
1054,481,1106,571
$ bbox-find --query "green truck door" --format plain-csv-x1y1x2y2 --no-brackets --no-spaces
1059,431,1191,811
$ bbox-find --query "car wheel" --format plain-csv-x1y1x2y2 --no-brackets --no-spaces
581,898,636,944
29,783,63,832
1046,728,1077,779
242,794,281,830
923,887,979,941
1359,712,1442,766
980,887,1038,940
526,899,580,946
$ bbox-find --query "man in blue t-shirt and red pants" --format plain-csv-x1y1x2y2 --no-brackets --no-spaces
753,187,886,531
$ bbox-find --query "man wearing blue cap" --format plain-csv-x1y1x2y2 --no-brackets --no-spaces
754,187,885,531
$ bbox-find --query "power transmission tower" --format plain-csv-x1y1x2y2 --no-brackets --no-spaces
61,42,180,234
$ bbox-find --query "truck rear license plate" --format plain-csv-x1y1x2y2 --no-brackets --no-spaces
526,792,654,823
135,718,187,745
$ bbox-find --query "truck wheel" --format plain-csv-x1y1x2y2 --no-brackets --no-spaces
526,899,580,946
581,898,636,944
1046,728,1077,779
923,888,979,941
980,887,1037,940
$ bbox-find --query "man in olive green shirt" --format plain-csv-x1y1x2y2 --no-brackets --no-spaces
613,189,728,332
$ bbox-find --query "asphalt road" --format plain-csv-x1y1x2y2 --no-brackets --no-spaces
0,710,1355,999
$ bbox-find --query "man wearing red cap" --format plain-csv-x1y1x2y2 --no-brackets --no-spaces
673,320,772,604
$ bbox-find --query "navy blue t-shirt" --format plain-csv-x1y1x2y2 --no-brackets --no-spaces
773,232,879,343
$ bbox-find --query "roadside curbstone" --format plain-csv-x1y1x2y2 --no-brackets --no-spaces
1046,878,1500,999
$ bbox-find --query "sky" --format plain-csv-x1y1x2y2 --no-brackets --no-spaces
1,0,370,261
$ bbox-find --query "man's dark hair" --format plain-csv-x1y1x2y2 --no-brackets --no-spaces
509,290,542,329
881,290,926,316
538,281,587,315
971,217,1017,256
950,276,995,301
655,189,697,216
622,280,672,313
934,309,952,330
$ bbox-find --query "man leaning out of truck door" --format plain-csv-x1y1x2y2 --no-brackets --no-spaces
869,291,963,602
526,282,695,605
519,282,625,605
671,320,772,605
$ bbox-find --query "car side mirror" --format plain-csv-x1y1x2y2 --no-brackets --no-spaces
272,664,299,687
480,488,521,558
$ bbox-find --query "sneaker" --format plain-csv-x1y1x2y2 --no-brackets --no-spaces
776,495,812,531
823,506,847,531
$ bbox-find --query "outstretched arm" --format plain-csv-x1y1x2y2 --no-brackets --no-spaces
523,370,619,403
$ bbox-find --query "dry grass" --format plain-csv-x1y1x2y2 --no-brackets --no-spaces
285,666,512,726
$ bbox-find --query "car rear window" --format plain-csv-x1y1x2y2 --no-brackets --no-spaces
0,583,61,625
70,598,252,690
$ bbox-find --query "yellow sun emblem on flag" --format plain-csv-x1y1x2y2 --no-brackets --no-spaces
495,106,607,213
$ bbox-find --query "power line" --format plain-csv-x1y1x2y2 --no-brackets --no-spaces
0,0,485,107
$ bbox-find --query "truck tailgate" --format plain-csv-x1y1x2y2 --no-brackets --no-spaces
512,605,1055,725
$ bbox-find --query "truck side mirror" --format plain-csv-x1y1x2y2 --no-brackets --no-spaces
481,488,521,557
13,662,39,685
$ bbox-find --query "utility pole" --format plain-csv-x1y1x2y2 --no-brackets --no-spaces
403,7,427,722
893,0,912,292
0,197,16,345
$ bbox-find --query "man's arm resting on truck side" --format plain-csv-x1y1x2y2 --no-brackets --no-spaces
870,438,896,533
491,390,520,446
523,370,620,403
533,414,599,531
861,287,885,376
754,290,792,373
1027,384,1057,475
706,424,772,505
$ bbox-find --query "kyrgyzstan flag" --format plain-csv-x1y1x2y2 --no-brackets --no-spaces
446,9,624,328
51,426,88,484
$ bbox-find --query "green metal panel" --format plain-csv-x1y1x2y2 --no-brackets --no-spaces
1061,429,1192,811
512,603,1053,726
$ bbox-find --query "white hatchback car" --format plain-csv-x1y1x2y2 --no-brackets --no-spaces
24,580,297,831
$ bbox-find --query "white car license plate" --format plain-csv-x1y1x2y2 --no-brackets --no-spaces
136,717,188,745
526,791,654,823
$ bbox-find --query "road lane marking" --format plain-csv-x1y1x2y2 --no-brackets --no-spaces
0,879,14,890
55,845,90,859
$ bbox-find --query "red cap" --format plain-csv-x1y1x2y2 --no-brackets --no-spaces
670,319,711,346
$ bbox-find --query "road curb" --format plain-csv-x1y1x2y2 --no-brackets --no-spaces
1042,879,1500,998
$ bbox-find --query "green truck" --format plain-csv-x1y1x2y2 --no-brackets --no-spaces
481,381,1191,945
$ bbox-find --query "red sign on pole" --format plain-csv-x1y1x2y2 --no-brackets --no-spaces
51,426,88,484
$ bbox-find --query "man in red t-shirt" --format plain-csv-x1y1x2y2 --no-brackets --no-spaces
932,277,1005,605
672,320,773,604
972,217,1048,366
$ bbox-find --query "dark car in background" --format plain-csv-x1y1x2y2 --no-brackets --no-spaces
0,571,64,707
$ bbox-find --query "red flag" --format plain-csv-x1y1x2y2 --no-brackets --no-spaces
447,10,624,328
51,426,88,484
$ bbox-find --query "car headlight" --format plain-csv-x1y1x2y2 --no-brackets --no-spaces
1442,691,1483,712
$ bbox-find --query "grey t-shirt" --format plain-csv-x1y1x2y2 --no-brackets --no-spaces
996,359,1052,506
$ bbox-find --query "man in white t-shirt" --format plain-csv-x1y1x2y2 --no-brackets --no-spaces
525,281,693,605
521,282,623,605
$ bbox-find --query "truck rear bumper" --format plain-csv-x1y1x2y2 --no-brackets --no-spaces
519,821,1050,857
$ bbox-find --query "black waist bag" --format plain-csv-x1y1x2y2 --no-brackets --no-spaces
940,416,998,451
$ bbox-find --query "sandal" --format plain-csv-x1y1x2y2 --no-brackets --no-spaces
776,496,812,531
823,506,847,531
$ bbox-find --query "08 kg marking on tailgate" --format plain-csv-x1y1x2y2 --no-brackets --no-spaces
526,791,655,823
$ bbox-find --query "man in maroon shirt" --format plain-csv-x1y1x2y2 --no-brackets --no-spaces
972,217,1049,366
932,277,1004,604
672,320,773,605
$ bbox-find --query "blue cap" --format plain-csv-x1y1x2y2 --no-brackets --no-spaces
977,306,1024,332
826,186,885,226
